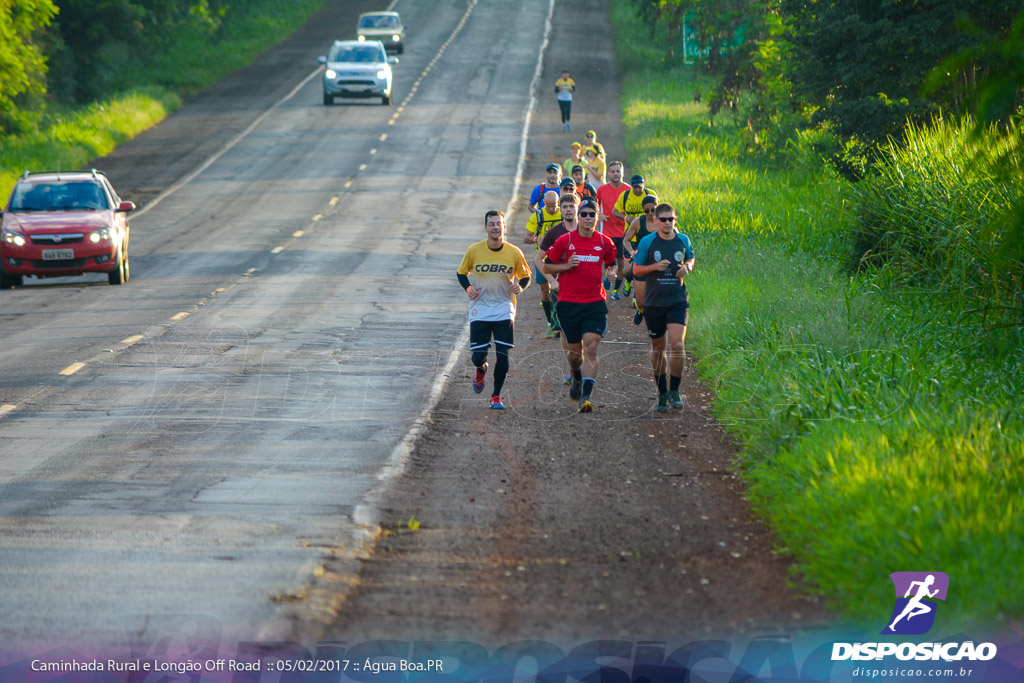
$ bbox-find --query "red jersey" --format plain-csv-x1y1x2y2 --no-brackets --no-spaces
545,229,617,303
596,182,629,238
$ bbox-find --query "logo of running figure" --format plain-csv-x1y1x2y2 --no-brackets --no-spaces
882,572,949,635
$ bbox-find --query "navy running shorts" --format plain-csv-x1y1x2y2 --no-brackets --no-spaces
556,300,608,344
644,303,690,339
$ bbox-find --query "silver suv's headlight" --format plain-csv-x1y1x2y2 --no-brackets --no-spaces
392,34,400,41
357,35,366,41
377,70,389,79
1,230,26,247
325,69,337,79
89,227,112,243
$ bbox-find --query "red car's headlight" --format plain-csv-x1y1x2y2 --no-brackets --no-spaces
89,227,112,243
1,230,26,247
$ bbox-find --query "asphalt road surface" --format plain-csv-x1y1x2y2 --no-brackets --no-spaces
0,0,556,648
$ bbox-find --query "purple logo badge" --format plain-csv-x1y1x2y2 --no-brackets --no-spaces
882,572,949,635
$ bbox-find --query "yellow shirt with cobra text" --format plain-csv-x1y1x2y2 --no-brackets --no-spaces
457,241,532,322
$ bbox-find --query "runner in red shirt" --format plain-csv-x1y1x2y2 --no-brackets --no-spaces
542,198,617,413
595,160,630,298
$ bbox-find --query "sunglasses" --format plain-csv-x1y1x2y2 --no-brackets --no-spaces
657,216,677,222
643,207,656,213
578,211,597,217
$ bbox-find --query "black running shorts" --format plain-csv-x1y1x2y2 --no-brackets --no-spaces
644,303,690,339
556,300,608,344
470,319,514,350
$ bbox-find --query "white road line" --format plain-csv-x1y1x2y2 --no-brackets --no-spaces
0,404,17,418
59,362,86,376
170,312,190,321
293,230,305,237
120,335,144,344
352,0,551,573
271,246,285,254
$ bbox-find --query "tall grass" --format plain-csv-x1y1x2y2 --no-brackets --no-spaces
611,0,1024,627
851,117,1024,327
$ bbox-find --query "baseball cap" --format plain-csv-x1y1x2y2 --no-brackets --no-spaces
546,163,560,172
570,141,582,149
571,165,584,173
586,130,596,137
559,178,576,187
579,198,598,211
630,174,645,186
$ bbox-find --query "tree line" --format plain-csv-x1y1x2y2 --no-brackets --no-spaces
635,0,1022,177
1,0,235,135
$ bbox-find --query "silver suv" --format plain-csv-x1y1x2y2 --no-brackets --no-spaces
319,40,397,106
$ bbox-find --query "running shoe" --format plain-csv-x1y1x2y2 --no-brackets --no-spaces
490,395,507,410
669,390,684,409
545,323,559,339
633,299,644,325
656,393,670,412
603,277,611,290
623,280,633,295
569,380,582,401
610,290,621,300
564,373,573,385
577,398,594,413
472,363,488,394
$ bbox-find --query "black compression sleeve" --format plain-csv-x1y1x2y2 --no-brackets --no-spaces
518,276,531,290
457,273,471,290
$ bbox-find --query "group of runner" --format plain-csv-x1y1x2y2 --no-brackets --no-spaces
456,131,695,414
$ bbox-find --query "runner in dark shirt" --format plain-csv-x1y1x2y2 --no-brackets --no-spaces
632,202,695,412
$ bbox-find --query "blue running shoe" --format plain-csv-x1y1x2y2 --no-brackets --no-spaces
490,395,506,410
610,290,621,300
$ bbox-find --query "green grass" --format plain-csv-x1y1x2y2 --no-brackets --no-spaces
1,0,332,201
611,0,1024,627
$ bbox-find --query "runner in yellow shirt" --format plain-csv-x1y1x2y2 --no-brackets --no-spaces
457,210,532,409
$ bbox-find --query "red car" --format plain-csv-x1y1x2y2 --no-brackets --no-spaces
0,170,135,288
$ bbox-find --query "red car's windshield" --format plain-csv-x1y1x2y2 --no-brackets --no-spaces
9,181,110,212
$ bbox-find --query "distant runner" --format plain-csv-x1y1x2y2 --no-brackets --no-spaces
524,190,564,338
529,164,563,213
595,160,629,297
457,210,532,409
622,193,659,324
631,202,694,412
554,70,576,132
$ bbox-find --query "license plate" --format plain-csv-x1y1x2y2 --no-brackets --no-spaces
42,249,75,261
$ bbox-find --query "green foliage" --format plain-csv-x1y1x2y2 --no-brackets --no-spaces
0,0,58,134
614,0,1024,625
1,0,331,201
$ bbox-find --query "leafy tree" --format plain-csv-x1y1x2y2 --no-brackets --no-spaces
0,0,58,134
781,0,1020,143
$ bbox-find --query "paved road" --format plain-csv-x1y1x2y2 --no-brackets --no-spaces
0,0,550,648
